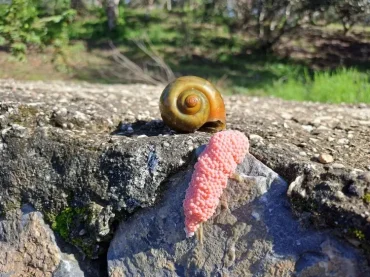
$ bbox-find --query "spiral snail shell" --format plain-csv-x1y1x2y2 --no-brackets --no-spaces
159,76,226,133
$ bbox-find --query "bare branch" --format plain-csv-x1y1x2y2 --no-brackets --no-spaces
108,40,174,85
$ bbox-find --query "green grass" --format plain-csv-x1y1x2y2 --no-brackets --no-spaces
267,68,370,103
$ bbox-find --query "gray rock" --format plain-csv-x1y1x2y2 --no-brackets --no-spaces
0,101,209,257
1,80,370,275
53,254,84,277
0,205,83,277
107,153,370,277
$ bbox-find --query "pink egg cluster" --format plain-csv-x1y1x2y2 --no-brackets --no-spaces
183,130,249,237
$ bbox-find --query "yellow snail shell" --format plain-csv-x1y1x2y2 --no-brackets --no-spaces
159,76,226,133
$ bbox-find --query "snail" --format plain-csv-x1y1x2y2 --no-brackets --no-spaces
159,76,226,133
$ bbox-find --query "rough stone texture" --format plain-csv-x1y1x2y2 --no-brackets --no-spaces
0,79,370,275
0,80,210,258
107,154,370,276
0,205,83,277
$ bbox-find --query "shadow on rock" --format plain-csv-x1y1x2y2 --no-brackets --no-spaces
111,120,174,137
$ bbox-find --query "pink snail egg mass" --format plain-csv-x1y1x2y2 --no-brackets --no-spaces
183,130,249,237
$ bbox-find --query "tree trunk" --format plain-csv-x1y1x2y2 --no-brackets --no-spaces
106,0,121,31
167,0,172,11
71,0,88,14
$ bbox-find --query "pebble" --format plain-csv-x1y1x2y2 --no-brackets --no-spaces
318,153,334,164
299,151,307,156
73,111,89,123
359,120,370,126
251,211,260,221
328,137,335,142
337,138,349,145
56,107,67,117
162,142,170,147
249,134,264,142
335,191,346,201
302,125,314,132
281,113,293,120
332,163,345,169
137,135,147,138
317,125,330,130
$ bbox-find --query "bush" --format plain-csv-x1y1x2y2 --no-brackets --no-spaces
0,0,76,60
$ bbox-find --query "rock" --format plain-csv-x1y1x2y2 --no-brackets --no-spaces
107,153,370,277
332,163,345,169
1,80,370,275
337,138,349,145
0,205,83,277
301,125,314,132
318,153,334,164
53,254,85,277
249,133,264,143
347,183,363,197
359,120,370,126
359,172,370,183
289,167,370,250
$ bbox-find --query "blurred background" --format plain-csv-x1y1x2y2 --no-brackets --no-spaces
0,0,370,103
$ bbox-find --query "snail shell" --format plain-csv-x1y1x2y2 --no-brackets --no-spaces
159,76,226,133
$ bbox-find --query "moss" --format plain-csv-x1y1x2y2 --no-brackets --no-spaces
8,105,39,126
18,105,38,117
51,207,86,240
43,211,56,225
352,229,365,241
72,237,95,258
49,205,99,258
363,194,370,204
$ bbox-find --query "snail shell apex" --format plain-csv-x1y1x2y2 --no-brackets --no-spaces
159,76,226,133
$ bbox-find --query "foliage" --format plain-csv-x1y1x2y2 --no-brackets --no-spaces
0,0,41,59
0,0,76,60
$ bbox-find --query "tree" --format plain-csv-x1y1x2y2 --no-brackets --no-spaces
104,0,120,31
332,0,370,34
233,0,317,50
